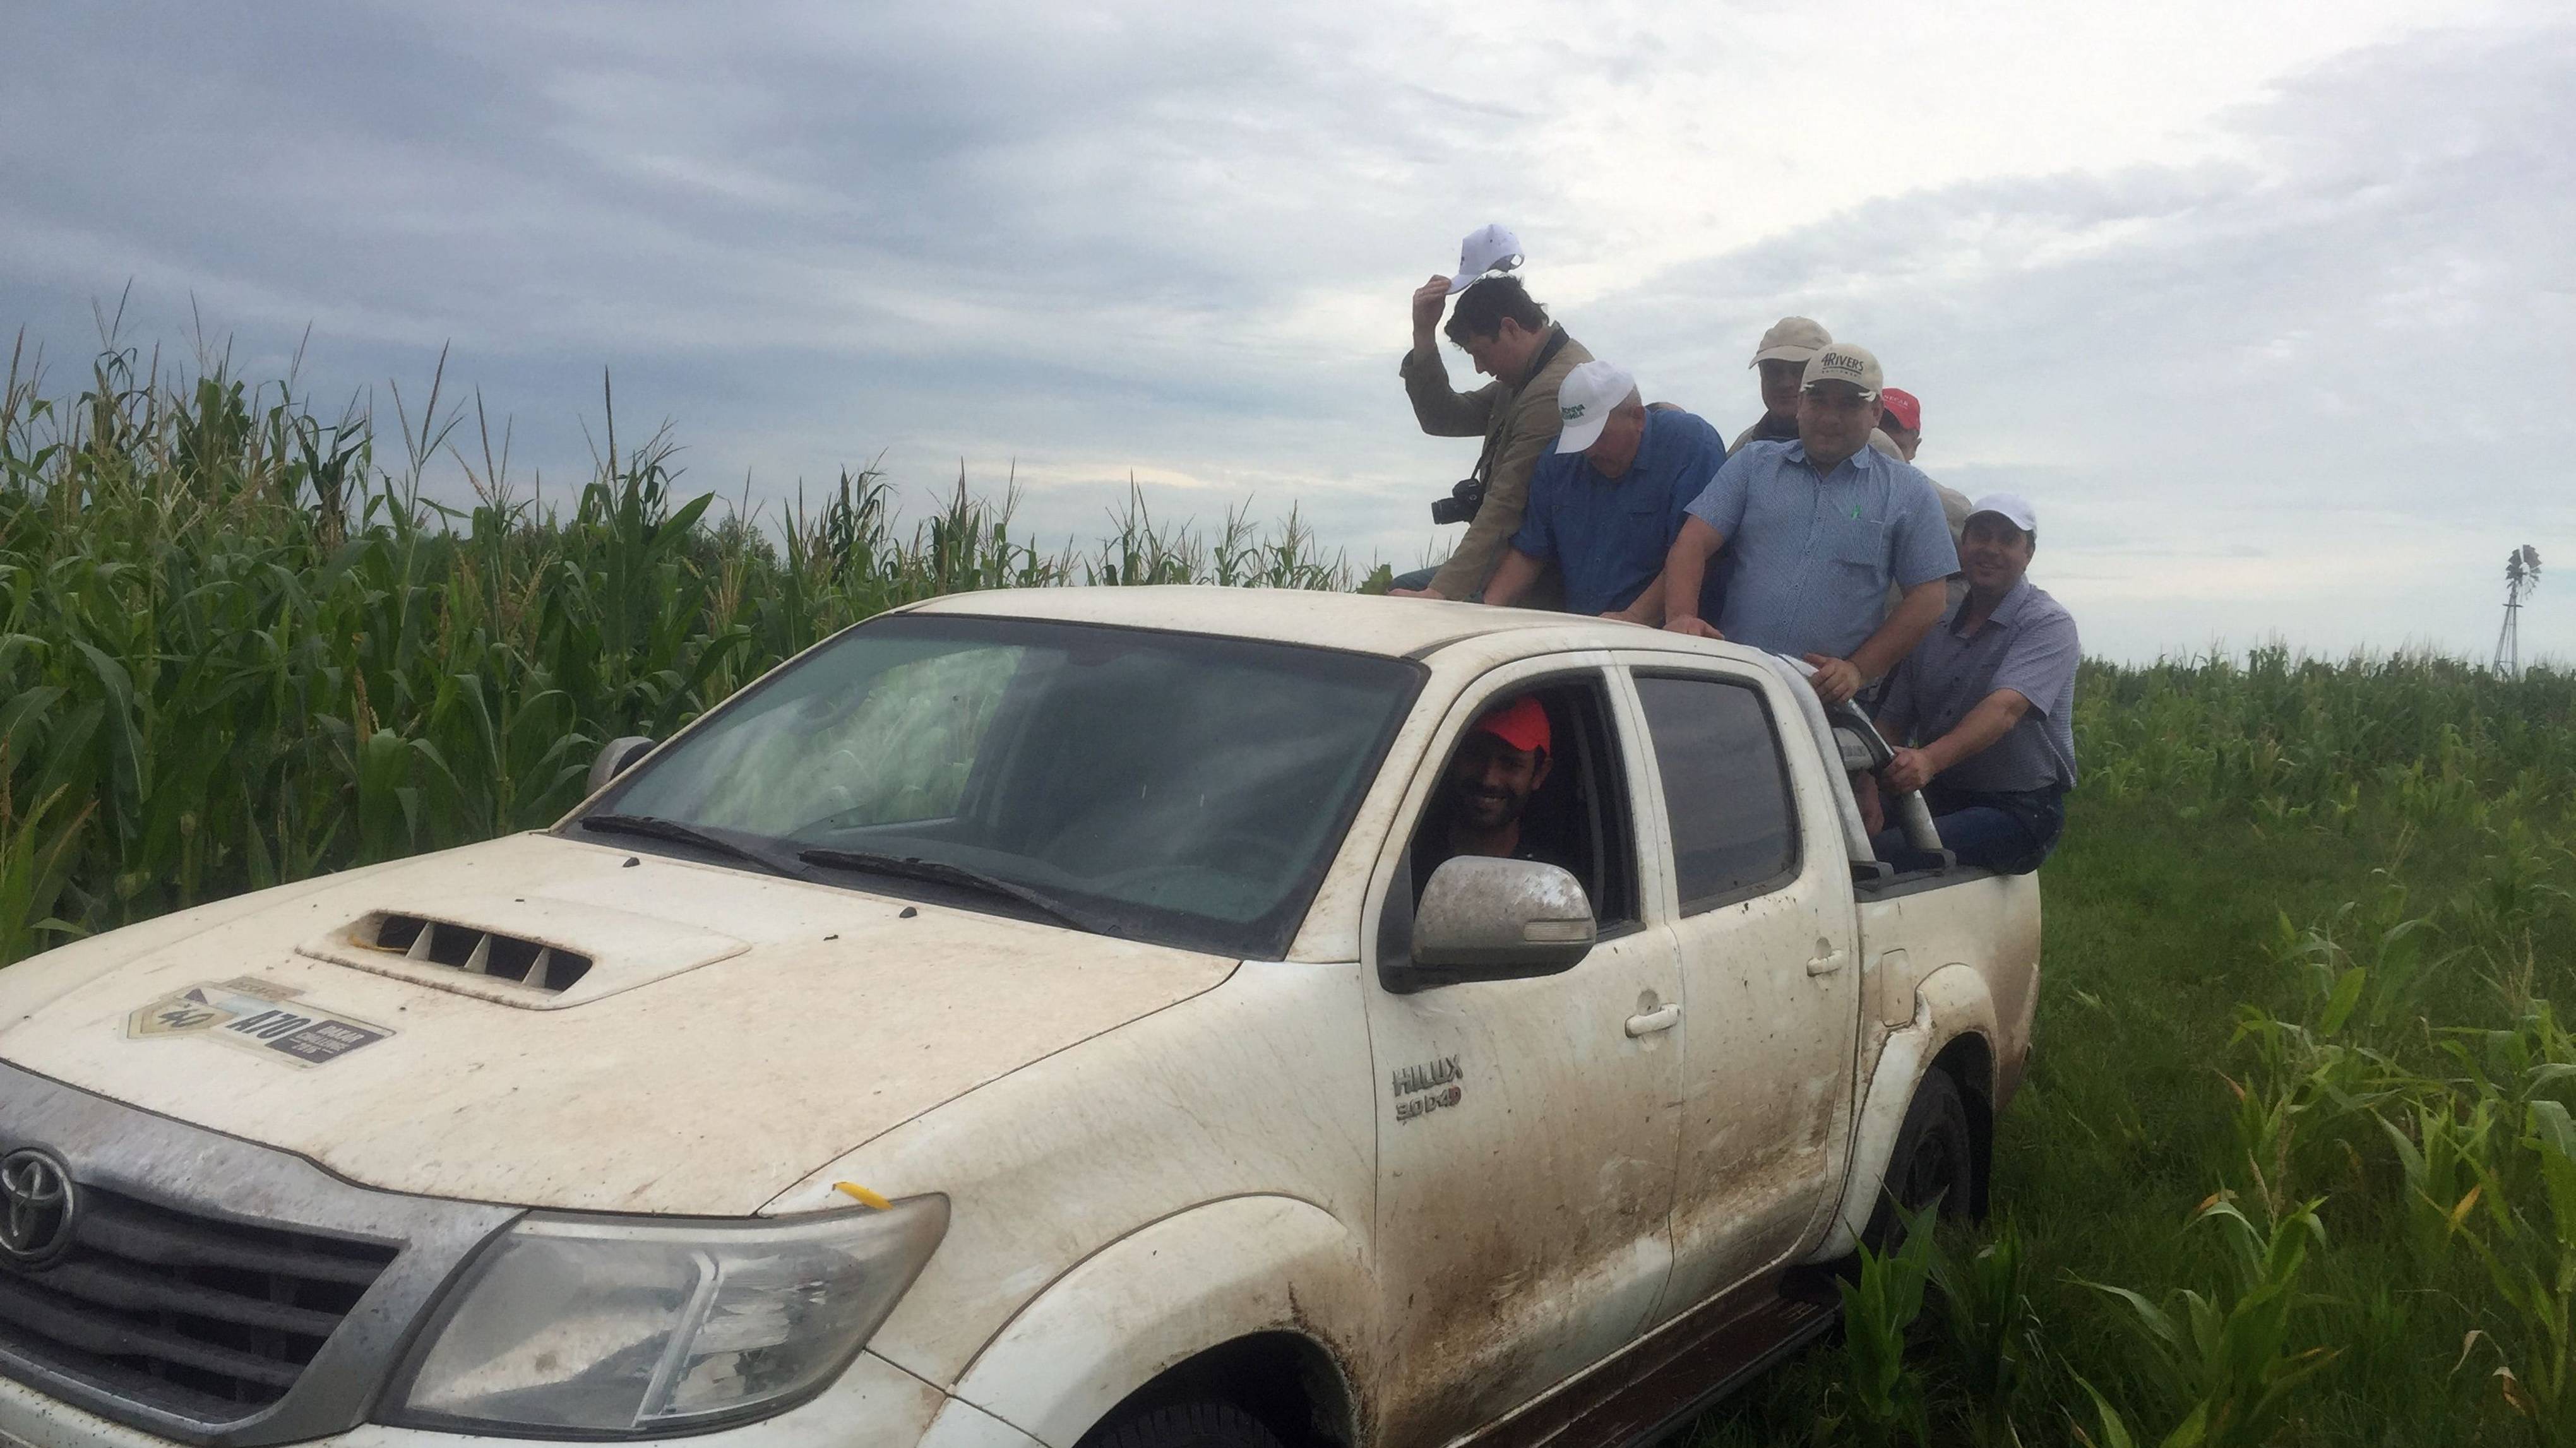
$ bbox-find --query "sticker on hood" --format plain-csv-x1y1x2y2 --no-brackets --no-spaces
125,982,395,1067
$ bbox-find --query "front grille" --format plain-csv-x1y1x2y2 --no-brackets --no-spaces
0,1185,397,1421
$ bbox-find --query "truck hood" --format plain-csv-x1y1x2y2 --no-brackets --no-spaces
0,833,1236,1215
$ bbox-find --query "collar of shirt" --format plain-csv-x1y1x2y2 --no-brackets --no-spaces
1945,575,2037,639
1782,439,1880,488
1515,326,1571,389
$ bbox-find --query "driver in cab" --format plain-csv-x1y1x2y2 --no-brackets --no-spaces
1412,697,1573,894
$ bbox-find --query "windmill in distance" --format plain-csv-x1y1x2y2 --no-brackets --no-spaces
2495,544,2542,676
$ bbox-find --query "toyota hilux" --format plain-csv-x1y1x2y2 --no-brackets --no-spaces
0,587,2038,1448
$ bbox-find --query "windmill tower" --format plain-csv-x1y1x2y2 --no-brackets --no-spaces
2495,544,2542,676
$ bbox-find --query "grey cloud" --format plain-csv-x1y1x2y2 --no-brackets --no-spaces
4,6,2573,662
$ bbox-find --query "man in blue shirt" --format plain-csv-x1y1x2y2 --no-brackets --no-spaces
1873,493,2079,874
1657,343,1957,705
1480,360,1726,622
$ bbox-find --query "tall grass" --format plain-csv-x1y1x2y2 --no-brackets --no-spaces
0,341,1358,962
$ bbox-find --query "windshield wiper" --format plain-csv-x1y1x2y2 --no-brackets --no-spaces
578,814,815,882
796,847,1118,937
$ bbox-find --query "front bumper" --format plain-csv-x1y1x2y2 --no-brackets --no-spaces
0,1353,1041,1448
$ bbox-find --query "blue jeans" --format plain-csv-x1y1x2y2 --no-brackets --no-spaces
1873,784,2066,874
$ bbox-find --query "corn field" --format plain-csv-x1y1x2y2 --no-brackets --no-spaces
0,342,1359,962
9,343,2576,1444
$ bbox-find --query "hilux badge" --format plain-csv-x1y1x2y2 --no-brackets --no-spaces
0,1148,76,1267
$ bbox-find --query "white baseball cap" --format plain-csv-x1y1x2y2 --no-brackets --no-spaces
1966,493,2037,534
1448,223,1524,294
1553,360,1638,453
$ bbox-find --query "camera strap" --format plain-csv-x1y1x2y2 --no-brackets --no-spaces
1470,326,1572,485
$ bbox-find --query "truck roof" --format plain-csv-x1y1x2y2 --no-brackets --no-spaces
909,585,1761,663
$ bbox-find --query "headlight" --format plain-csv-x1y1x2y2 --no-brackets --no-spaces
388,1196,947,1436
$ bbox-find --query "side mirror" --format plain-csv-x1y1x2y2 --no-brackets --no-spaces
1387,857,1595,991
586,735,656,796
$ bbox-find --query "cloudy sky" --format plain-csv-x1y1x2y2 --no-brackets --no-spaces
6,1,2572,662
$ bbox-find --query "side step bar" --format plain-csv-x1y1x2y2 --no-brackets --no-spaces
1459,1274,1839,1448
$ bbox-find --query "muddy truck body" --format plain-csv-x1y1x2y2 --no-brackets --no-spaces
0,588,2037,1448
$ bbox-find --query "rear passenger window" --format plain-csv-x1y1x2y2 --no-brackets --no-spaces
1635,675,1799,912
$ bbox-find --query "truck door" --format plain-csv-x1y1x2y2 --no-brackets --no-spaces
1361,663,1685,1445
1619,660,1863,1321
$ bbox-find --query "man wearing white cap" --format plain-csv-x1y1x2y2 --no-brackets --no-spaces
1393,225,1593,605
1658,342,1958,706
1871,494,2079,874
1476,360,1727,622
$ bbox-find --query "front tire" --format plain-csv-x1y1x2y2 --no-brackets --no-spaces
1862,1067,1975,1250
1087,1401,1289,1448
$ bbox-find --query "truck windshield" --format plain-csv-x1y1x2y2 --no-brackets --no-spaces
578,614,1424,958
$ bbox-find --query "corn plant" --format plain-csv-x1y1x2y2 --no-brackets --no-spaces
1832,1199,1943,1445
2080,1196,2339,1448
1928,1220,2043,1445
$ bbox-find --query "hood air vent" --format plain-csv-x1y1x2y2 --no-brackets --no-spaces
359,913,593,992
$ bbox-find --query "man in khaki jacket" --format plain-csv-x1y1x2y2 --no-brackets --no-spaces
1390,275,1592,603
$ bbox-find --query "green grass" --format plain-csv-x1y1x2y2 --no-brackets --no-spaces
11,341,2576,1444
1692,788,2576,1445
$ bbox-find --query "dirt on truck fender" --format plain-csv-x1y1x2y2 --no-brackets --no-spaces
0,586,2037,1448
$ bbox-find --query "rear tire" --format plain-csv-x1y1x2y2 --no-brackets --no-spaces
1086,1401,1289,1448
1861,1067,1974,1251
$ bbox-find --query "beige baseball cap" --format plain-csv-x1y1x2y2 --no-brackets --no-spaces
1750,316,1832,367
1802,343,1883,398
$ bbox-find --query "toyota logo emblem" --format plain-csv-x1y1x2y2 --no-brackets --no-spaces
0,1149,76,1268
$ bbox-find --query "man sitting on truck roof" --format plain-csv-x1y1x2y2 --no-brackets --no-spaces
1654,343,1958,707
1410,697,1574,892
1474,360,1726,625
1870,494,2078,874
1732,316,1905,462
1388,263,1593,605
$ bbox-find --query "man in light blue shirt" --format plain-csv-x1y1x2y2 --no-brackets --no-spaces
1658,343,1957,705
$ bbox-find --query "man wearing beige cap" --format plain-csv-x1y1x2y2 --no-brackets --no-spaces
1731,317,1904,461
1658,343,1957,705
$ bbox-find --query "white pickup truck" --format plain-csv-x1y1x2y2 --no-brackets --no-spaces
0,588,2038,1448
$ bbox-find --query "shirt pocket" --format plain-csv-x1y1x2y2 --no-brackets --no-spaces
1823,514,1887,572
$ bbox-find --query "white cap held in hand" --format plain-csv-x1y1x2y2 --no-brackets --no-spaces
1448,223,1524,294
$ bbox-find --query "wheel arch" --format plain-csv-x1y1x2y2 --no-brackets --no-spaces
1075,1331,1357,1448
946,1195,1373,1448
1805,962,2004,1261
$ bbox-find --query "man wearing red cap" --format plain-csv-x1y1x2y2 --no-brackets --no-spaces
1410,696,1570,889
1874,386,1971,608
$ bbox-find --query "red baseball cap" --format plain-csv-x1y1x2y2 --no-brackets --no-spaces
1470,696,1551,757
1878,387,1922,432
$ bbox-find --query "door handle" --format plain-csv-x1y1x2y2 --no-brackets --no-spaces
1806,947,1849,977
1625,1004,1681,1037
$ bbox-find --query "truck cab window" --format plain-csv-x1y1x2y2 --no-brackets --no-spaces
1405,680,1641,933
1635,674,1800,914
